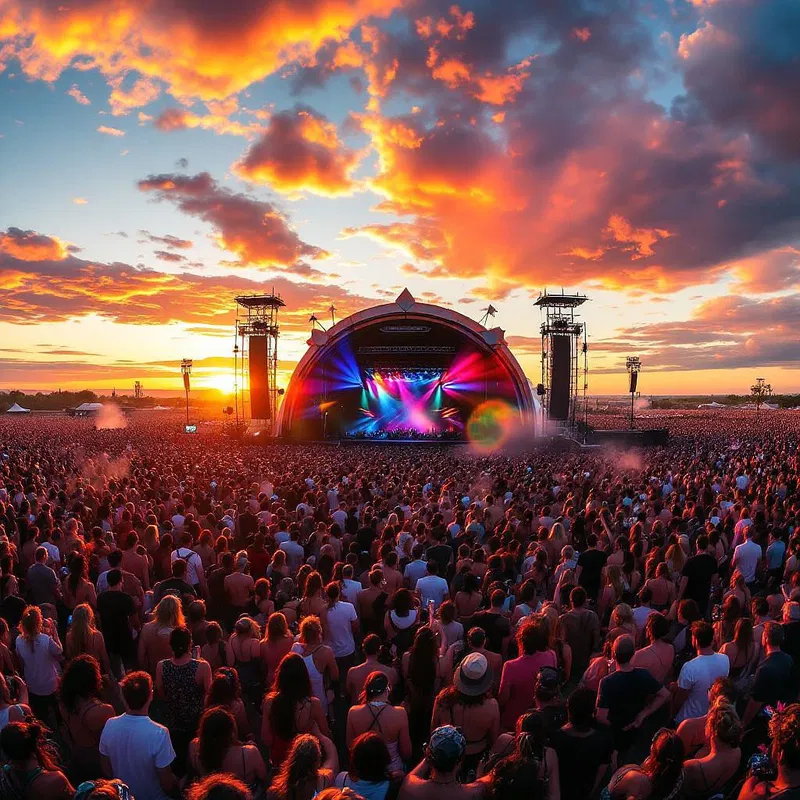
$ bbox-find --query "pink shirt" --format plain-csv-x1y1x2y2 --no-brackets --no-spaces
498,650,557,729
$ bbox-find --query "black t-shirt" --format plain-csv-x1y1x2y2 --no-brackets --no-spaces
538,702,568,740
783,623,800,666
152,578,196,606
577,549,607,598
753,652,796,707
470,610,511,653
97,590,135,653
551,726,615,800
598,667,662,733
356,526,376,554
681,553,718,608
426,544,453,577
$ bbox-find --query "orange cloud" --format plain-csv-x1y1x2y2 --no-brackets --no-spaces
234,106,360,196
0,227,68,261
0,235,372,331
153,107,260,137
66,84,90,105
72,197,88,205
137,172,327,268
415,6,474,40
426,42,530,105
604,215,673,259
97,125,125,136
108,75,160,115
1,0,405,103
729,246,800,293
340,221,448,261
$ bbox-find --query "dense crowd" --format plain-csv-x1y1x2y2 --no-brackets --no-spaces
0,409,799,800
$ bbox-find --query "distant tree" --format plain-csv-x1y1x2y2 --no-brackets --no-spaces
750,377,773,410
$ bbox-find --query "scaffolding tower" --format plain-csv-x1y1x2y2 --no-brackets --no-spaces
534,291,589,428
234,292,285,433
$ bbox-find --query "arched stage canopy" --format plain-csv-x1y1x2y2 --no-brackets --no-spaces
277,289,538,440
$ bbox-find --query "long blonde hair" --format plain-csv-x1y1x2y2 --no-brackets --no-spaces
143,524,160,551
69,603,97,655
154,595,184,629
548,522,566,544
607,565,625,598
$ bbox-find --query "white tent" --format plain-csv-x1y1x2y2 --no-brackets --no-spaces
75,402,104,414
5,402,30,414
698,401,726,409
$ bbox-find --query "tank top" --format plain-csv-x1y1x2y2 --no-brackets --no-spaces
292,643,327,713
162,659,204,732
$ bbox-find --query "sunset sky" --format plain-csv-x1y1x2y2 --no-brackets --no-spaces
1,0,798,397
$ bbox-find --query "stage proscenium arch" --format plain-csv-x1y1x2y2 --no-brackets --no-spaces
277,289,539,441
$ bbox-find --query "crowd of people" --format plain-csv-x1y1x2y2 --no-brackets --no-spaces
0,409,798,800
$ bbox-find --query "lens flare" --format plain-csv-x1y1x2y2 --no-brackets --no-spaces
467,399,516,452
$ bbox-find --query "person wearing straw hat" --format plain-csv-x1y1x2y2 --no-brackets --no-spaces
432,653,499,781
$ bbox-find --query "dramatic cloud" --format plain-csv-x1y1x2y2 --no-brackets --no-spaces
234,106,360,196
598,294,800,372
137,172,327,268
340,222,448,262
0,239,373,333
679,0,800,158
0,227,68,261
331,0,800,295
1,0,405,102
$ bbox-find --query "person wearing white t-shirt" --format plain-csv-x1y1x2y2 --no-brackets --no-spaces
40,537,61,569
331,503,348,530
340,565,362,607
99,671,176,800
732,528,762,585
632,590,656,640
674,621,730,723
280,530,306,572
403,546,428,590
323,583,359,673
415,561,449,611
171,533,207,597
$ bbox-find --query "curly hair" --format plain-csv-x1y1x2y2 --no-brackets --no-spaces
770,703,800,770
706,698,743,749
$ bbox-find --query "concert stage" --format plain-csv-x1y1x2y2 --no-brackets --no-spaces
277,289,540,441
